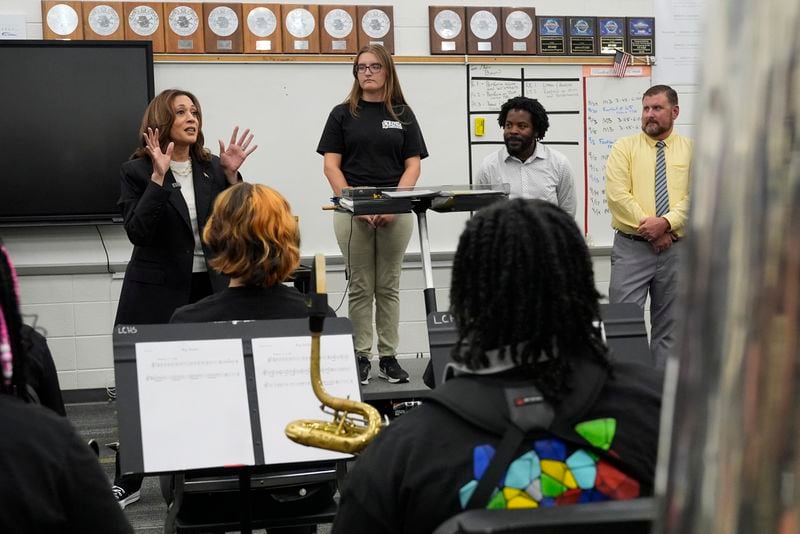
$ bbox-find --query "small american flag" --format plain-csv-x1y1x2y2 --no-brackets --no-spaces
613,49,631,78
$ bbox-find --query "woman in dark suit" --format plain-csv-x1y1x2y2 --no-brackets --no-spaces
113,88,257,507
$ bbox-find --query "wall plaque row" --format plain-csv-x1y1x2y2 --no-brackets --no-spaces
41,2,395,54
428,7,655,56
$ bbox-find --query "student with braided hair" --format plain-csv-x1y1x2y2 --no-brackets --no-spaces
0,244,132,533
0,246,65,416
333,200,662,534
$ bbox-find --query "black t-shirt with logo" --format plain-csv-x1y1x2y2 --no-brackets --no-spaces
317,100,429,189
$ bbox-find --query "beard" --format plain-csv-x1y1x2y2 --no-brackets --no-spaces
643,119,671,138
505,135,535,158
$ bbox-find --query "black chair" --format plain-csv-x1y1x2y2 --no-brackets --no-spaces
165,462,344,533
432,497,656,534
599,303,651,366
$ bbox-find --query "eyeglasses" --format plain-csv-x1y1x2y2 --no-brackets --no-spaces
354,63,383,74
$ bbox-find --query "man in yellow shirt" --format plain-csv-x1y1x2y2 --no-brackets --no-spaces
605,84,692,368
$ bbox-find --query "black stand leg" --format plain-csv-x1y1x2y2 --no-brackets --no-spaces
415,210,438,315
239,468,252,534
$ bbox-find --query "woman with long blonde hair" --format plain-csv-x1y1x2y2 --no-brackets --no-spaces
317,44,428,386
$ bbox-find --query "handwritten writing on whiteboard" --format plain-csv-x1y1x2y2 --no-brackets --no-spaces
585,76,651,247
524,80,582,110
469,79,523,110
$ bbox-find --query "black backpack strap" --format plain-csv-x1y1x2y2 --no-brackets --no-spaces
464,422,525,509
429,377,556,510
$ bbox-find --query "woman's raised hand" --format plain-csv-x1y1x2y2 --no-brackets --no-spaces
143,127,173,186
219,126,258,182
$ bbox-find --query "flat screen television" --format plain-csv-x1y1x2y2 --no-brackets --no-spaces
0,40,154,225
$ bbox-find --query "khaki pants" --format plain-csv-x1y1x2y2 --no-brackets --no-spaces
334,211,413,358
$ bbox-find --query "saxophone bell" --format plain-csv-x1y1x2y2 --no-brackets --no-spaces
284,255,383,454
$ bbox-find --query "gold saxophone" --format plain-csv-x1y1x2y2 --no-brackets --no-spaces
284,254,382,454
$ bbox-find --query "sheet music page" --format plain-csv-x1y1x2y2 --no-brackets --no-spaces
136,339,255,472
252,334,359,463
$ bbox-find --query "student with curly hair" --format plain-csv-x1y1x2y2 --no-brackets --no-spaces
171,183,331,323
476,96,576,216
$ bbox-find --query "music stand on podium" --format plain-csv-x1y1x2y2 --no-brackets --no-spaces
338,184,509,315
113,318,358,533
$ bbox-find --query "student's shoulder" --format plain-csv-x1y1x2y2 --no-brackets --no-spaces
170,292,225,323
0,395,72,442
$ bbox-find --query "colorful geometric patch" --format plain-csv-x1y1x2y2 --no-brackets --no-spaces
505,451,540,489
574,418,617,450
595,461,640,500
534,438,567,461
474,444,495,479
507,491,538,509
459,479,478,508
487,489,506,509
566,449,597,489
463,423,639,511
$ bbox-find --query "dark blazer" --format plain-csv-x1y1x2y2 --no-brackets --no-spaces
114,154,237,326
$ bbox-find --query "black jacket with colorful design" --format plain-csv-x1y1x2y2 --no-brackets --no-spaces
332,358,662,534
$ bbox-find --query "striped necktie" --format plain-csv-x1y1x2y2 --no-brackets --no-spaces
654,140,669,216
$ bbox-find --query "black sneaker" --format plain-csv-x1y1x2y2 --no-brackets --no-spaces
112,485,141,510
357,355,371,385
379,357,409,383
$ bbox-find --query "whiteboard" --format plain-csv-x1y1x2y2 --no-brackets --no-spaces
585,76,653,247
468,64,651,248
154,62,470,257
468,65,586,232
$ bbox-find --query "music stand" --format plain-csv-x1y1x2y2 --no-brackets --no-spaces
113,318,357,533
339,184,508,315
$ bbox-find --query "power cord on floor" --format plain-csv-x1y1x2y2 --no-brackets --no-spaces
332,214,355,314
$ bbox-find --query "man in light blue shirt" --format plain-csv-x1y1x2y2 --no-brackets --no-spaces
476,96,576,216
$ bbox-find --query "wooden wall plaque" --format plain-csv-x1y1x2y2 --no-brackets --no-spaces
164,3,205,53
357,6,394,54
42,1,83,40
466,7,501,55
124,3,166,53
83,2,124,40
320,5,357,54
567,16,597,55
429,6,465,55
598,17,626,55
203,3,243,53
242,4,282,53
501,7,536,55
537,15,567,56
627,17,655,55
282,4,320,54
